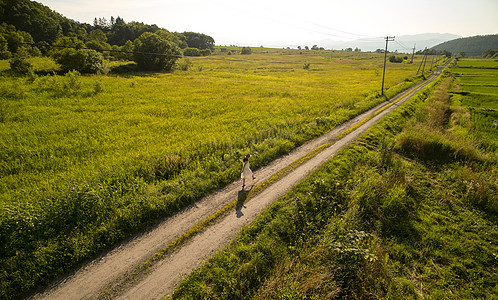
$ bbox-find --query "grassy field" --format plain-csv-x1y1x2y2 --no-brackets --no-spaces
171,58,497,299
0,49,442,298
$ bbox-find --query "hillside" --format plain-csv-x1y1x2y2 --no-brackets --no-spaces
432,34,498,56
310,33,461,53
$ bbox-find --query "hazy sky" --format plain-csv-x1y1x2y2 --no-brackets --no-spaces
37,0,497,47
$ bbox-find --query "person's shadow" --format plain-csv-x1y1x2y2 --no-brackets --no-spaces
236,186,252,218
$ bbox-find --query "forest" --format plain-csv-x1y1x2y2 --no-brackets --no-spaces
432,34,498,57
0,0,215,73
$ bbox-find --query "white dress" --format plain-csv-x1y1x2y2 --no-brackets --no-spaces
241,159,253,179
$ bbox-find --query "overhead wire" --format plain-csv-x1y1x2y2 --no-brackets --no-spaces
224,3,383,43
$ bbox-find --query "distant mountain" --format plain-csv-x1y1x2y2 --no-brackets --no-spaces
431,34,498,57
307,33,462,53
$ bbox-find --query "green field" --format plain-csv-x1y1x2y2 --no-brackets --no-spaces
172,58,497,299
0,50,441,298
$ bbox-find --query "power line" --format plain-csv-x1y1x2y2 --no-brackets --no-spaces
394,40,412,51
224,3,383,42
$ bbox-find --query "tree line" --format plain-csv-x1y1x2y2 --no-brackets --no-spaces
0,0,215,73
431,34,498,57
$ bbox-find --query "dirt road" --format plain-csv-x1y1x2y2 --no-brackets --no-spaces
31,66,447,300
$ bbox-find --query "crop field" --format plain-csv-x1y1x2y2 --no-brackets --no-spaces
172,58,497,299
0,49,440,297
451,59,498,149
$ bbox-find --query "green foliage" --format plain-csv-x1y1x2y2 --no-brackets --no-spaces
0,51,433,298
51,47,107,74
0,22,36,57
200,49,211,56
172,60,497,299
0,0,63,43
0,34,10,59
389,55,404,63
9,56,33,76
432,34,498,57
107,20,159,46
133,32,181,71
396,126,481,162
183,47,201,56
176,58,193,71
182,31,214,50
241,47,252,55
481,49,498,58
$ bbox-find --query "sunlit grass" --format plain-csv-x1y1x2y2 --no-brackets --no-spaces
0,50,434,298
172,58,497,300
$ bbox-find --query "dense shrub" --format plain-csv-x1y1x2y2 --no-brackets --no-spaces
133,32,181,71
176,58,193,71
9,56,33,76
389,55,404,63
200,49,211,56
183,47,201,56
51,48,107,74
241,47,252,55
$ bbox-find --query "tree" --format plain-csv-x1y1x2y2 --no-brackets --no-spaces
183,47,201,56
88,29,107,43
0,35,10,59
0,24,36,56
182,32,215,50
156,29,187,48
241,47,252,54
133,32,181,71
85,29,111,57
482,49,498,58
9,55,33,76
2,0,62,43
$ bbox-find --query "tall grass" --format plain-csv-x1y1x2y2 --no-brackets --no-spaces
0,51,429,298
172,59,497,299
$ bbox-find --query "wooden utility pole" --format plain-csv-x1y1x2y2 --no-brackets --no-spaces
417,47,427,76
411,44,416,63
381,36,395,95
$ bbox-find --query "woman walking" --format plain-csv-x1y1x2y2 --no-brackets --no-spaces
241,153,256,189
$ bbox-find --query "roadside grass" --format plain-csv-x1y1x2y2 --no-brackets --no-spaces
171,59,497,299
0,50,433,298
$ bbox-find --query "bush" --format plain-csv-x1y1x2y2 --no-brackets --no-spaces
389,55,403,63
241,47,252,55
200,49,211,56
9,56,33,76
176,58,193,71
52,48,107,74
183,47,201,56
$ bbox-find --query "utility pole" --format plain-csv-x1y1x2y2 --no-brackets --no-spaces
422,49,428,74
411,44,416,64
417,47,427,76
381,36,395,96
